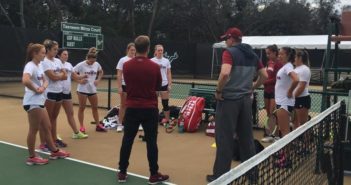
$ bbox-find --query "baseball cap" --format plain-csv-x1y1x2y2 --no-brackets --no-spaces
220,27,243,40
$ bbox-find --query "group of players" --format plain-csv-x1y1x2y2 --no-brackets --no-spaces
21,38,172,172
21,34,311,185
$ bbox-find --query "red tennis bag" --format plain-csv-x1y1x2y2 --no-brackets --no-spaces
178,96,205,132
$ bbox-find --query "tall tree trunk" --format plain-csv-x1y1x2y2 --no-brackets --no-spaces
19,0,26,28
130,0,136,37
148,0,159,37
0,3,15,27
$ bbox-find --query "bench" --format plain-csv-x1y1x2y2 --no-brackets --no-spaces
188,88,216,121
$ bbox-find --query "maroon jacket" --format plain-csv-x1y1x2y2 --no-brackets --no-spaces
264,60,283,93
123,56,162,108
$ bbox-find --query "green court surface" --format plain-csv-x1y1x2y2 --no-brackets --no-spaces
0,141,175,185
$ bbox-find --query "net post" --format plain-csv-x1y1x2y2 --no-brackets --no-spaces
107,76,111,110
338,101,346,185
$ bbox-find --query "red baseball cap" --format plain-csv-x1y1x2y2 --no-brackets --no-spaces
220,27,243,40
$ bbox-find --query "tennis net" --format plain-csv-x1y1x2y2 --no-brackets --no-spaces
208,101,346,185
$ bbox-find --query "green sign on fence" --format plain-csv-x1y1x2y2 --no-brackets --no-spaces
61,22,103,50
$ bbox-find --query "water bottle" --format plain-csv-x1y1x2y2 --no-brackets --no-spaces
178,119,184,133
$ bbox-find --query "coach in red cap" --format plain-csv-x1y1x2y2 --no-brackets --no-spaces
207,28,267,182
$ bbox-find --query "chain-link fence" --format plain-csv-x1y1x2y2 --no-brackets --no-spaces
0,76,349,127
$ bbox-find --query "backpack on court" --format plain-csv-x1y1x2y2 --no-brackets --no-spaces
100,106,119,129
205,114,215,137
178,96,205,132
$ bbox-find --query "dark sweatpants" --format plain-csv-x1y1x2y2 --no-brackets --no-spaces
118,108,159,175
212,96,256,177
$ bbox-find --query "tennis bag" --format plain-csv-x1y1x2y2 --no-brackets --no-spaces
178,96,205,132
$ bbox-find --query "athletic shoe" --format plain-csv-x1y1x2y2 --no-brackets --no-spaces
116,125,124,132
26,156,49,166
72,131,88,139
117,172,128,183
79,126,86,133
160,118,169,126
138,125,143,131
38,144,50,152
50,149,70,159
261,135,275,143
148,172,169,184
96,123,107,132
55,139,67,147
274,153,292,168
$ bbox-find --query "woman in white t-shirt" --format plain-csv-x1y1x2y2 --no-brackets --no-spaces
293,49,311,129
22,43,69,165
275,47,299,137
151,45,172,124
40,39,68,149
73,47,105,133
57,49,88,139
116,43,136,132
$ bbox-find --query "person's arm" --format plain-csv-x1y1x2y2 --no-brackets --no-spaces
253,68,268,89
22,73,45,94
215,63,231,100
94,68,104,86
44,70,66,81
293,81,307,98
215,50,232,100
167,68,172,91
117,69,123,94
287,71,299,98
253,60,268,89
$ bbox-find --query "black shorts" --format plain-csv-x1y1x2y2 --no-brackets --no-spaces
122,85,126,92
276,104,294,113
264,92,275,99
294,95,311,109
47,92,63,102
158,84,168,91
78,91,96,97
23,105,44,112
62,93,72,100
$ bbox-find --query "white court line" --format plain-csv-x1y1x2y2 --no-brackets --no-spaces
0,140,177,185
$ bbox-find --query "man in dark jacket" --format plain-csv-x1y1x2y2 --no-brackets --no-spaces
207,27,267,182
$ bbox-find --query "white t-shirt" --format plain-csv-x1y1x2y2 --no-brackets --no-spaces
73,60,102,93
40,57,64,93
151,57,171,86
116,56,132,86
275,62,295,106
23,61,46,105
61,61,73,94
294,64,311,97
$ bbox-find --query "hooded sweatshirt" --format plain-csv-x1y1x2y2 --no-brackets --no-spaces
222,43,263,100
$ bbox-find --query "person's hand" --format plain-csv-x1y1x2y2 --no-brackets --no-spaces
94,80,99,86
287,91,293,98
118,87,123,94
215,91,224,101
168,85,171,92
80,78,88,84
36,86,45,94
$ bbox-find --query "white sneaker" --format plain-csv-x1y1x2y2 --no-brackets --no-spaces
138,125,143,131
116,125,124,132
261,135,276,143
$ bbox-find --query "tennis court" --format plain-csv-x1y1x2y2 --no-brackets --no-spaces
0,141,176,185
